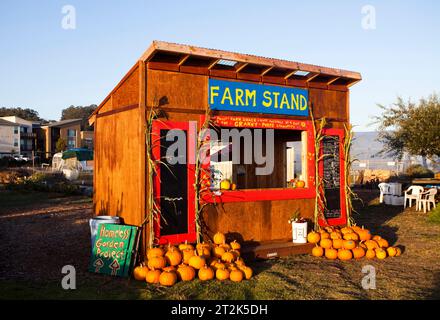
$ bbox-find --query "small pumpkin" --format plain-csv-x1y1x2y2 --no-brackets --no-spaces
147,256,167,269
352,246,366,259
182,248,196,264
229,269,244,282
343,240,356,250
343,232,359,241
330,231,342,240
213,232,226,245
147,247,165,260
176,264,196,281
312,245,324,257
386,247,397,257
179,240,194,251
377,238,389,248
159,270,177,286
307,231,321,244
230,249,241,259
341,226,353,235
215,266,230,281
356,226,372,241
133,265,148,281
239,266,253,280
235,258,246,267
197,246,211,258
213,246,226,258
221,251,236,263
372,235,382,241
320,238,333,249
332,238,344,249
212,260,226,270
365,249,376,259
320,232,330,240
145,268,161,284
325,248,338,260
188,253,206,270
364,240,379,250
220,242,231,251
198,265,215,281
395,247,402,257
375,248,387,260
165,246,182,266
230,240,241,251
338,248,353,261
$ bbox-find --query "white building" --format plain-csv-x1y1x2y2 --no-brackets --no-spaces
0,118,19,156
0,116,36,157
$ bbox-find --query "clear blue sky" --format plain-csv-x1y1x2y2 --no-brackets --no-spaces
0,0,439,130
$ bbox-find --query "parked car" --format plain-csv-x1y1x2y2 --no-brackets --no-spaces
13,155,30,162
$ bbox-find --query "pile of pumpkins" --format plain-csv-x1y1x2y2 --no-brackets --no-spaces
133,232,253,286
307,225,402,261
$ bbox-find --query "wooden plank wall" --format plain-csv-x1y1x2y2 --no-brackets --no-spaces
93,65,144,227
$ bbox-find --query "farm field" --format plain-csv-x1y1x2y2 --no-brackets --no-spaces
0,189,439,300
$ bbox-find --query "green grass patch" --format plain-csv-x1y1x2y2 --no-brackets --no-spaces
427,205,440,224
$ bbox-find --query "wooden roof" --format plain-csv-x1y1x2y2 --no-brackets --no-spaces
141,40,362,82
90,41,361,122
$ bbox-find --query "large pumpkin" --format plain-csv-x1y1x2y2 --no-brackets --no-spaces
307,231,321,244
133,265,148,281
165,247,182,266
215,266,230,281
147,247,165,260
176,264,196,281
159,270,177,286
312,245,324,257
229,269,244,282
213,232,226,245
198,265,215,281
147,256,167,269
145,268,161,284
188,254,206,270
338,249,353,261
320,238,333,249
352,246,366,259
325,248,338,260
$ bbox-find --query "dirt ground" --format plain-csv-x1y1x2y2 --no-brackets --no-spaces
0,189,439,300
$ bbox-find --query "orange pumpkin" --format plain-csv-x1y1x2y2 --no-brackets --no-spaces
188,254,206,270
320,232,330,240
239,266,253,280
198,265,215,281
295,180,305,188
145,268,161,284
197,246,211,258
215,266,230,281
343,240,356,250
182,248,195,264
235,258,246,267
395,247,402,257
147,247,165,260
356,227,372,241
325,248,338,260
221,251,236,263
343,232,359,241
178,240,194,251
364,240,379,250
307,231,321,244
213,232,226,245
229,269,244,282
341,227,353,235
365,249,376,259
320,238,333,249
163,266,176,272
176,264,196,281
159,270,177,286
133,265,148,281
372,235,382,241
230,240,241,251
312,245,324,257
377,239,389,248
332,238,344,249
352,246,366,259
213,246,226,258
147,256,167,269
338,249,353,261
165,247,182,266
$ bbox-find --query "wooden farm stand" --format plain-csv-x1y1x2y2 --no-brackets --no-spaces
89,41,361,259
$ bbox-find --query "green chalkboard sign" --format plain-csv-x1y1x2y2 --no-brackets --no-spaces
89,224,139,277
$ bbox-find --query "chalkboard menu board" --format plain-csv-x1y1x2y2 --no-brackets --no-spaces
322,136,341,218
159,129,188,236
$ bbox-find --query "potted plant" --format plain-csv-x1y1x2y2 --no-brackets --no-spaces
288,209,308,244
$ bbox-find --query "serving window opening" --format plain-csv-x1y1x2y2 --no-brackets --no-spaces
209,127,308,190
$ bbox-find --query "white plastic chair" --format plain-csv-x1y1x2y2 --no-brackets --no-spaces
403,186,424,208
378,183,391,203
417,188,437,213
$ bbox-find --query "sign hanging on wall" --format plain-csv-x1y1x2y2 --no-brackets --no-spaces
208,79,309,116
88,224,139,277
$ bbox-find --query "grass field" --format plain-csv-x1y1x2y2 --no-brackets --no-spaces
0,190,439,300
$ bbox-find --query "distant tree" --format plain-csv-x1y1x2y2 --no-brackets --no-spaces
0,107,43,121
61,104,97,131
56,138,67,153
374,93,440,167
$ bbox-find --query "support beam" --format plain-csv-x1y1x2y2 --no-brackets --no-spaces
177,54,190,66
260,66,274,76
306,73,320,82
235,62,249,73
284,69,298,80
327,76,340,85
208,58,221,70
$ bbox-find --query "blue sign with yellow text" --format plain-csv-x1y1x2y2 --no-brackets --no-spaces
208,79,309,116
